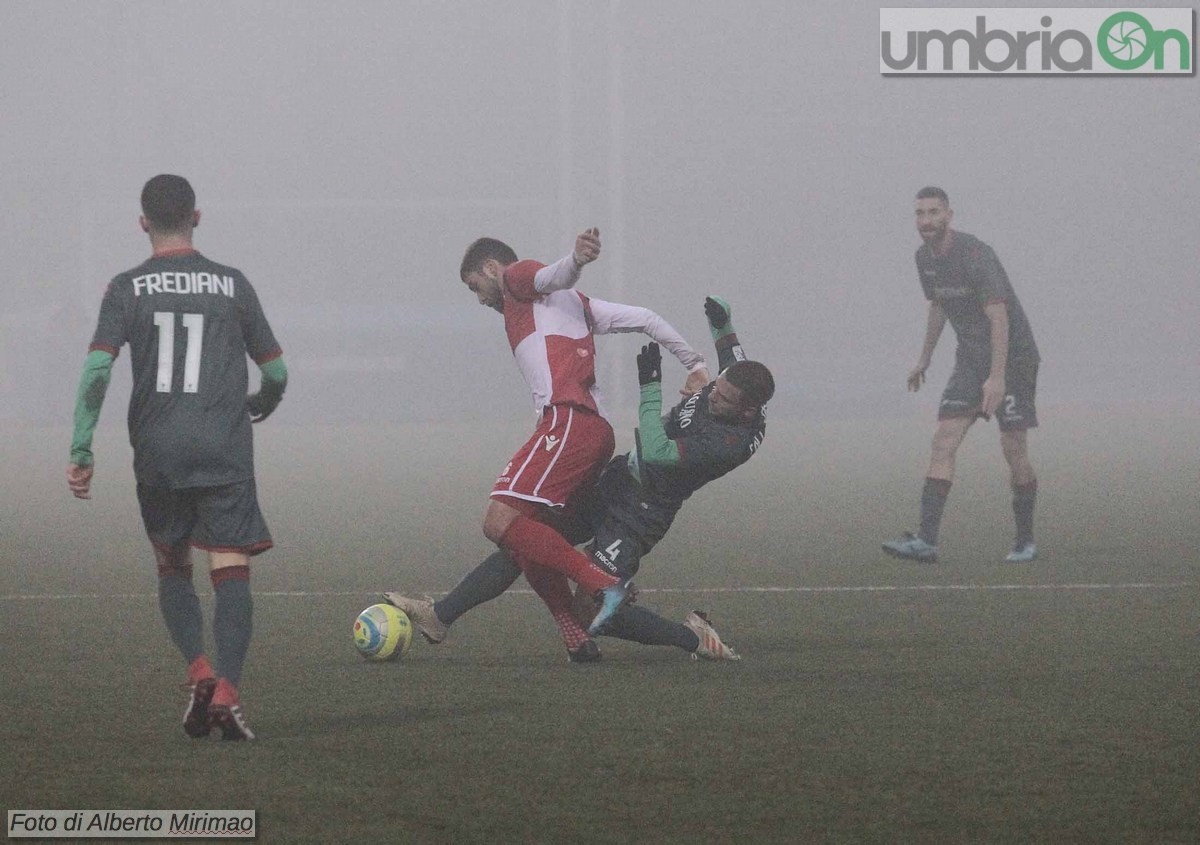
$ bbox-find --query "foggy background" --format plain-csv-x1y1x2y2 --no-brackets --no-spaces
3,8,1197,835
1,1,1197,439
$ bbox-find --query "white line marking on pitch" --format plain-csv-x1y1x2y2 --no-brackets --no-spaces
1,583,1195,601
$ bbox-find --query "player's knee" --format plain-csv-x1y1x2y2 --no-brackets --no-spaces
483,498,531,545
482,509,513,545
930,432,961,462
154,543,192,571
209,551,251,572
1000,431,1029,465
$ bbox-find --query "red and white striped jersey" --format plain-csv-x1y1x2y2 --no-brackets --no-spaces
503,254,706,419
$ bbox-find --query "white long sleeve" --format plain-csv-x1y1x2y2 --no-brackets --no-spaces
588,297,708,373
532,253,583,294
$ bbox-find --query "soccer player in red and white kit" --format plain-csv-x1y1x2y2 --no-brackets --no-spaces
458,229,710,658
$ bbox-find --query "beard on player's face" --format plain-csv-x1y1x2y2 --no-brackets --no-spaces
915,200,951,243
464,268,504,312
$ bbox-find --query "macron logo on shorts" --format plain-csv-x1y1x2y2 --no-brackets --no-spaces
544,435,560,452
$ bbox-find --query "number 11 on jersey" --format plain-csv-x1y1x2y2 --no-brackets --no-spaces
153,311,204,393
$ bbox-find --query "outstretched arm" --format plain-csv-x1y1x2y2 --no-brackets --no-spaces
67,349,115,499
588,298,708,384
704,296,746,373
533,227,602,294
632,343,681,467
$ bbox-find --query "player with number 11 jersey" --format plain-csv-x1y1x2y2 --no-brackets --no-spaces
68,174,286,741
89,250,281,489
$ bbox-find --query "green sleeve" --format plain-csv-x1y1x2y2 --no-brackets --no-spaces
258,356,288,400
246,355,288,421
635,382,681,466
70,350,115,466
707,296,736,342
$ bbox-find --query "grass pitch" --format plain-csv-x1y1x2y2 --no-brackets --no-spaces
3,410,1198,843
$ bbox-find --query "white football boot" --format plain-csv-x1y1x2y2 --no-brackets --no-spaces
381,592,448,644
684,611,742,661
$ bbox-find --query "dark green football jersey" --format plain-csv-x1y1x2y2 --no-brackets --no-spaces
915,230,1039,364
89,249,280,488
638,383,766,509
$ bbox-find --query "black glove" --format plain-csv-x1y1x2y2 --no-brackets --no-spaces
704,296,730,330
246,392,280,423
637,342,662,386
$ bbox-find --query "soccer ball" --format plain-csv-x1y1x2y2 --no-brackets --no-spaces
353,603,413,661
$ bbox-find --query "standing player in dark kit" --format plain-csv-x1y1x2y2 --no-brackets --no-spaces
67,175,287,740
384,295,773,661
882,186,1040,564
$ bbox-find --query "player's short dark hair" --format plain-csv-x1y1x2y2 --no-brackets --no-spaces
725,360,775,408
461,237,519,279
916,186,949,206
141,175,196,231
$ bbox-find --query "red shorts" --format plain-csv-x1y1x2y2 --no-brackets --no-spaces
491,404,615,509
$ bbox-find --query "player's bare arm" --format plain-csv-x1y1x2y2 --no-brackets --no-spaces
981,300,1009,415
909,301,947,391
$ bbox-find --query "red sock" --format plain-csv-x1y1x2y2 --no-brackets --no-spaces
210,565,250,588
517,558,591,650
187,655,215,686
499,515,617,593
212,677,240,707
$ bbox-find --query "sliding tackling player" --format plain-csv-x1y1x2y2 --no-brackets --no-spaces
384,296,773,662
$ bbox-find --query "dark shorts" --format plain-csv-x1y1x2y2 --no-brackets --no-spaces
137,478,273,556
586,519,646,580
939,357,1039,431
572,458,678,580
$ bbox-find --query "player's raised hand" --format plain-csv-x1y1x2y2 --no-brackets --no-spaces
637,342,662,386
573,227,601,267
704,296,735,341
704,296,731,329
67,463,94,499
